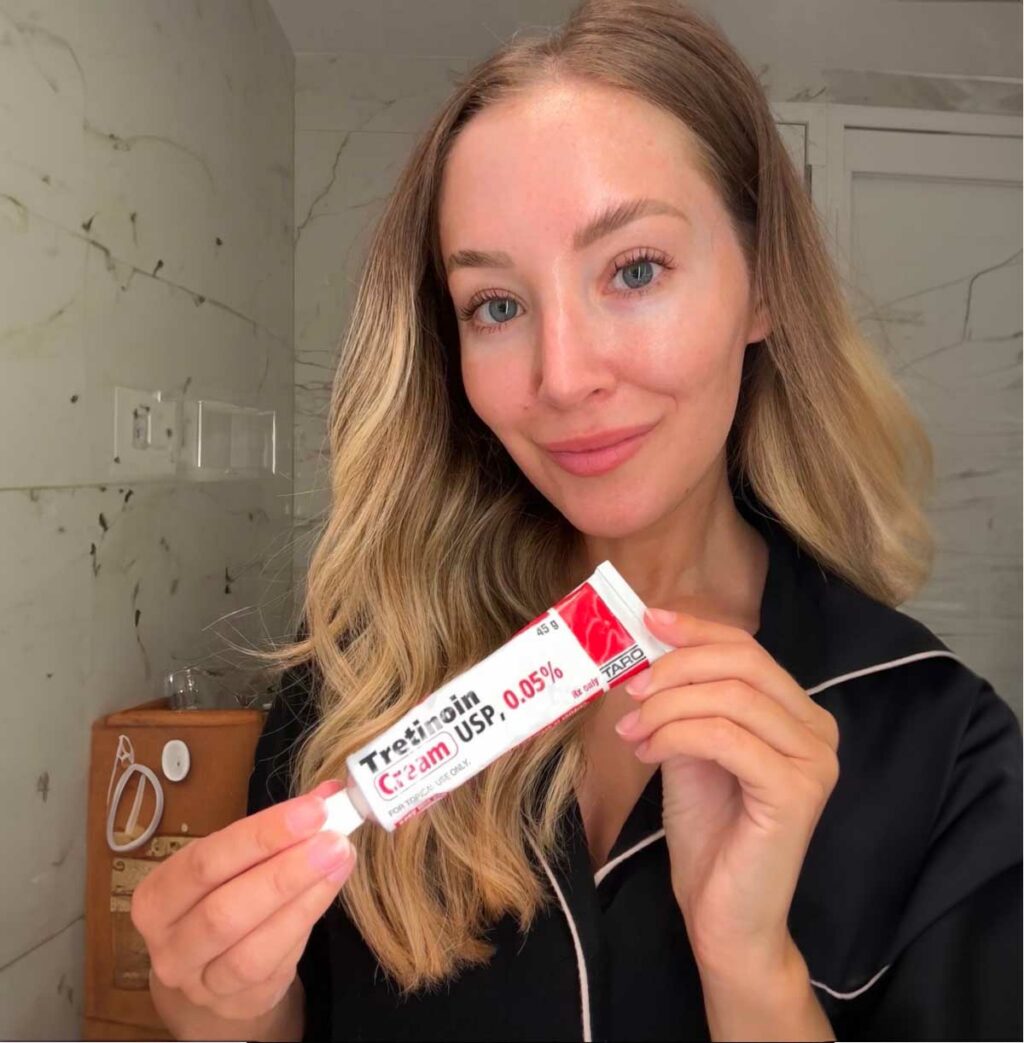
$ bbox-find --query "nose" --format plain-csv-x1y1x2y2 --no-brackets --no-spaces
533,289,615,409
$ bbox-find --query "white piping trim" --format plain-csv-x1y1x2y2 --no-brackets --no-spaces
530,838,593,1043
812,963,892,999
806,650,961,697
594,829,666,886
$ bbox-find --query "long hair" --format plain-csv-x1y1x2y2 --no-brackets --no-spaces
257,0,935,993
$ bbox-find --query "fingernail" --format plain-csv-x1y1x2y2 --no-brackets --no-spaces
634,740,651,758
327,845,357,883
285,796,326,836
625,667,653,695
309,830,352,873
646,608,677,625
615,710,641,735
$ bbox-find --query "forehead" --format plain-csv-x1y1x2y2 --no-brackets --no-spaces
438,81,713,248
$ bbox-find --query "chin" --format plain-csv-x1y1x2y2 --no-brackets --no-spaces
540,486,657,540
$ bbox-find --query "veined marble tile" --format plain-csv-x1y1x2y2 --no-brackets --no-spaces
294,347,337,529
295,129,410,234
295,347,336,432
684,0,1021,111
292,128,400,408
292,79,425,584
0,204,91,484
295,202,389,355
293,169,395,545
821,68,1021,116
0,208,293,487
0,1,294,340
292,346,340,574
0,479,293,971
0,915,83,1041
297,52,471,134
85,236,296,448
0,5,88,234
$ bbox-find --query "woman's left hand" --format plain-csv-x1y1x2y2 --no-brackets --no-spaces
615,608,840,983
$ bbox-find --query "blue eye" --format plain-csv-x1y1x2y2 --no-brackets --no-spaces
457,248,673,335
475,295,520,327
615,258,657,291
455,290,517,329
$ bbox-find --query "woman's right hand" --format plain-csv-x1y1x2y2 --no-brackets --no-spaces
131,779,355,1022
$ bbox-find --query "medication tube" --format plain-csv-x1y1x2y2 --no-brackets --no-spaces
320,561,673,837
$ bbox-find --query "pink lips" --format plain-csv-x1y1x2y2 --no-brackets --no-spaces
545,425,655,477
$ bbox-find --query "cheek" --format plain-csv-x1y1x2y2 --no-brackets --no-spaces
460,349,529,431
625,292,743,406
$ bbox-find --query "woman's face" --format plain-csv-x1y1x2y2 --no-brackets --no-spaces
438,80,770,539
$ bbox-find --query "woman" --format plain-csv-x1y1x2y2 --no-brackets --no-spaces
132,1,1022,1039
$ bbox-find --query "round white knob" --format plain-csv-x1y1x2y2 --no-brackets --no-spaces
161,739,191,782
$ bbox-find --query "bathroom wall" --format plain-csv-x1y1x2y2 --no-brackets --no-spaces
285,0,1021,712
0,1,294,1037
290,50,471,572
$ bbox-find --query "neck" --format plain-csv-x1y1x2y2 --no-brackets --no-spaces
572,459,768,634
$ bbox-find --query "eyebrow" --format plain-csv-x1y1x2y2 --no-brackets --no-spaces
444,197,690,275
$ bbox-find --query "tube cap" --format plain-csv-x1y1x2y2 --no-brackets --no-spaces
320,788,365,836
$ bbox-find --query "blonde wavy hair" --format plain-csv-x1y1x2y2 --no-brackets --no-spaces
259,0,935,994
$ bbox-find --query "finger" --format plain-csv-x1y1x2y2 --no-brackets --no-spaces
202,854,355,996
616,679,826,765
634,716,835,813
141,780,343,932
168,827,354,976
627,638,838,751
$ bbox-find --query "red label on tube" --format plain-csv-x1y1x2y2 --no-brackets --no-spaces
554,582,635,666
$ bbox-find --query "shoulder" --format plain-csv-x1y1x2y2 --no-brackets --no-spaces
792,546,996,727
811,568,1021,807
789,558,1022,993
805,547,948,672
755,510,972,717
806,563,1022,778
805,560,1020,810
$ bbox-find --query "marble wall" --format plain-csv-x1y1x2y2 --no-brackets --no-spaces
291,51,472,566
0,1,294,1037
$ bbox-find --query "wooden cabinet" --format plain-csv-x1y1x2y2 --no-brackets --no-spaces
83,699,265,1040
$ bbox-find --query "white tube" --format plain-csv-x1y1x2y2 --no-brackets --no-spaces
320,560,672,836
